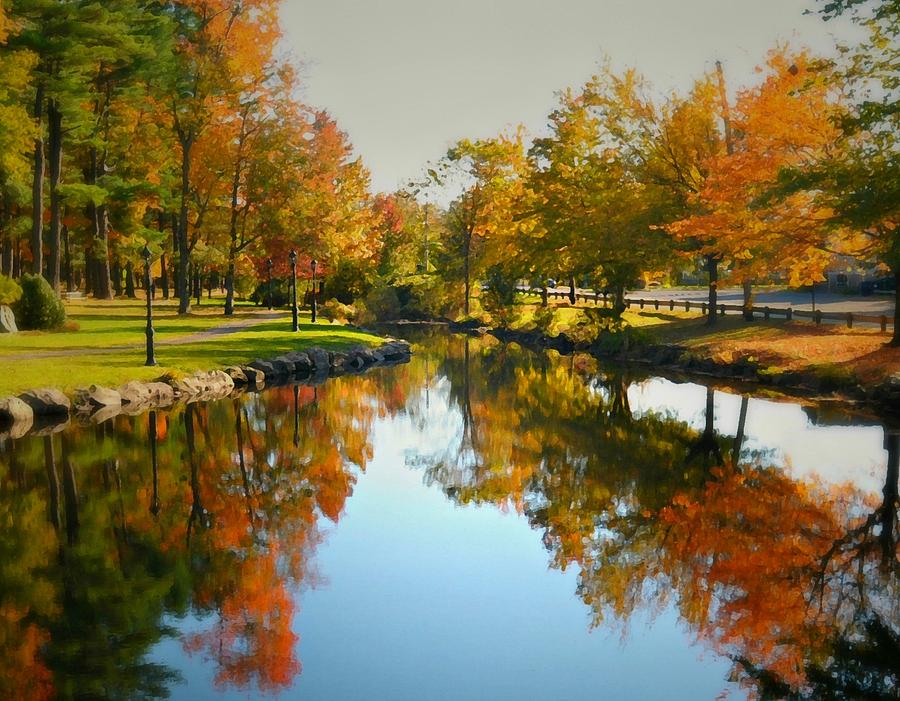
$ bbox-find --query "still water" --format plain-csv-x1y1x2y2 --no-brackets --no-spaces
0,330,897,700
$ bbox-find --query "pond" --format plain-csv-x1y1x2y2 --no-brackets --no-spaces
0,329,897,700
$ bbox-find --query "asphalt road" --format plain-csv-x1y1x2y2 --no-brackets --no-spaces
541,285,895,315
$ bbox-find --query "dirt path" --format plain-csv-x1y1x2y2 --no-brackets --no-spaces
6,311,285,361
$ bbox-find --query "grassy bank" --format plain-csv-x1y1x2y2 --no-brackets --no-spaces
495,297,900,386
0,296,383,395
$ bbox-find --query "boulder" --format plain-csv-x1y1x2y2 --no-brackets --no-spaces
240,365,266,388
74,385,122,414
280,351,312,375
171,370,234,402
119,381,175,410
223,366,249,386
18,388,71,417
247,359,291,383
307,348,329,372
0,305,17,333
0,396,34,437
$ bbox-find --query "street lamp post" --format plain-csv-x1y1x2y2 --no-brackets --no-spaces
142,245,156,366
311,259,318,324
266,258,274,310
289,250,298,332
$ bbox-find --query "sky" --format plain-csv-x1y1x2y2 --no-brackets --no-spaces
279,0,859,196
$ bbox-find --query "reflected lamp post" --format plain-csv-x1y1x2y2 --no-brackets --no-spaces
266,258,274,310
142,245,156,366
311,258,318,324
289,250,298,332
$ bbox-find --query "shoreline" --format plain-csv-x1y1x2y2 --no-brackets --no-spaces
0,339,412,440
380,319,900,422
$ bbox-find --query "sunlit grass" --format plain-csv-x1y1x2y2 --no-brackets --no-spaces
0,295,383,395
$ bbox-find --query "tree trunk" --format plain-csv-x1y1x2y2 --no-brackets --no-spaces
613,282,626,317
1,237,11,278
111,259,122,297
124,261,135,298
62,225,73,292
177,136,193,314
541,284,548,307
193,268,201,306
706,254,719,327
742,280,753,321
31,83,45,277
158,213,169,300
224,262,235,316
568,276,576,305
84,255,95,297
47,100,63,291
463,229,471,316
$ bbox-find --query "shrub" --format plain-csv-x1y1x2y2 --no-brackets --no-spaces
0,274,22,306
326,259,374,304
14,273,66,330
322,299,357,324
357,275,465,323
250,278,291,307
480,265,520,328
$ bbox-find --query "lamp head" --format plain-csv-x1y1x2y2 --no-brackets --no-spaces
289,250,297,264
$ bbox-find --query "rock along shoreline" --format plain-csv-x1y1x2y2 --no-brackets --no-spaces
389,318,900,421
0,339,412,440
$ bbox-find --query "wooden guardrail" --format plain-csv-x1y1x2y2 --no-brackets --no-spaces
519,288,894,332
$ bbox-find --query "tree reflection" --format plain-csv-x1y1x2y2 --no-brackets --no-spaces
0,332,895,699
410,333,899,700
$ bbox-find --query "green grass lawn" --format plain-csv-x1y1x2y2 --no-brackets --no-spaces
0,295,384,395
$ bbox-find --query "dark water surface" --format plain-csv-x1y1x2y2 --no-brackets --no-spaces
1,330,897,700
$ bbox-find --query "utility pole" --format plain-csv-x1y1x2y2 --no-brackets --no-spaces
717,60,754,322
423,203,430,272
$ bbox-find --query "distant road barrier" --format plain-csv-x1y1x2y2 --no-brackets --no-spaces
518,287,894,332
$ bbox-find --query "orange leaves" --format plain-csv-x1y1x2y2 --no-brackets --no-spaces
667,48,846,284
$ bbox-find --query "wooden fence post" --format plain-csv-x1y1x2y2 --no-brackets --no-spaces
702,302,707,315
786,308,793,321
669,300,675,311
846,312,853,329
815,310,822,325
685,301,690,312
719,304,725,316
882,316,888,333
764,307,770,320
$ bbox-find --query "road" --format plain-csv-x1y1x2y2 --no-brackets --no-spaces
540,285,895,316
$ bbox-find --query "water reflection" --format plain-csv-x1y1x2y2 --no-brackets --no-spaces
0,330,896,699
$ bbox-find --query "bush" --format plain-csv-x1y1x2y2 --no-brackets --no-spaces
321,299,357,324
480,265,520,328
326,259,374,304
357,275,465,323
14,274,66,330
0,275,22,306
251,278,291,307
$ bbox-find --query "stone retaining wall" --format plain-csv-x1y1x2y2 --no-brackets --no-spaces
0,340,412,440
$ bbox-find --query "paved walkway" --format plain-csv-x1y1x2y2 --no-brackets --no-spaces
538,285,895,315
5,311,285,361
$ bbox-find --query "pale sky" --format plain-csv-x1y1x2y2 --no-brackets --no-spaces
279,0,859,195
